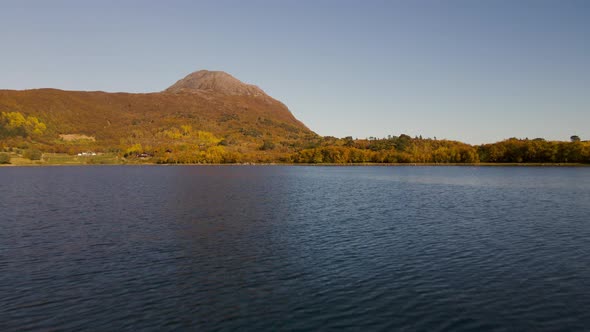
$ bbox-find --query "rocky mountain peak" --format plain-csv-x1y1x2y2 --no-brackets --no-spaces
165,70,266,96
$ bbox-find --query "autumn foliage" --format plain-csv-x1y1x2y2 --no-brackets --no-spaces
0,89,588,164
290,135,590,164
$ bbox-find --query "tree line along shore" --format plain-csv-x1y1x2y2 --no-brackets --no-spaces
1,133,588,166
1,110,588,165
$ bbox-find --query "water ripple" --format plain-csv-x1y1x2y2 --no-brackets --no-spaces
1,166,590,331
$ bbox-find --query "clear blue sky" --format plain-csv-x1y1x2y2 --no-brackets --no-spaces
1,0,588,143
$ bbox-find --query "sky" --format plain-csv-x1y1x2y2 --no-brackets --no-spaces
0,0,588,144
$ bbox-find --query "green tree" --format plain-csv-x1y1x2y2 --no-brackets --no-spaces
260,139,276,151
344,136,354,147
571,135,581,142
0,153,10,164
23,149,42,160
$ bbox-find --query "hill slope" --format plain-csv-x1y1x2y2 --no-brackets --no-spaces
0,70,316,161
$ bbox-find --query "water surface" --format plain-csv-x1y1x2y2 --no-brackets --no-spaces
1,166,589,331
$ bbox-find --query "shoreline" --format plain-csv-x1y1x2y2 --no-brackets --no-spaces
1,162,589,168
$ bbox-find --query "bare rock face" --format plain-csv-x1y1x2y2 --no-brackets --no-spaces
165,70,267,96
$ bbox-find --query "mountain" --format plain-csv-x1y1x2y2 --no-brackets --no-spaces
0,70,316,162
166,70,266,96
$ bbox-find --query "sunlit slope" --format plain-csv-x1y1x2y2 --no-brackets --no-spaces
0,71,316,154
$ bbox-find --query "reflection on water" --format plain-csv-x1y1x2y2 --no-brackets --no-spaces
1,166,590,331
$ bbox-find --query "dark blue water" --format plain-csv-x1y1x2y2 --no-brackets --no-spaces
1,166,590,331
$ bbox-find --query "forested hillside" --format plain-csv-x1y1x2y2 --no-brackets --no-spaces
0,71,587,165
0,71,316,163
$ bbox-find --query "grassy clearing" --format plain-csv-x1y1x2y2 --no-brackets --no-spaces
44,153,124,165
0,153,125,166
